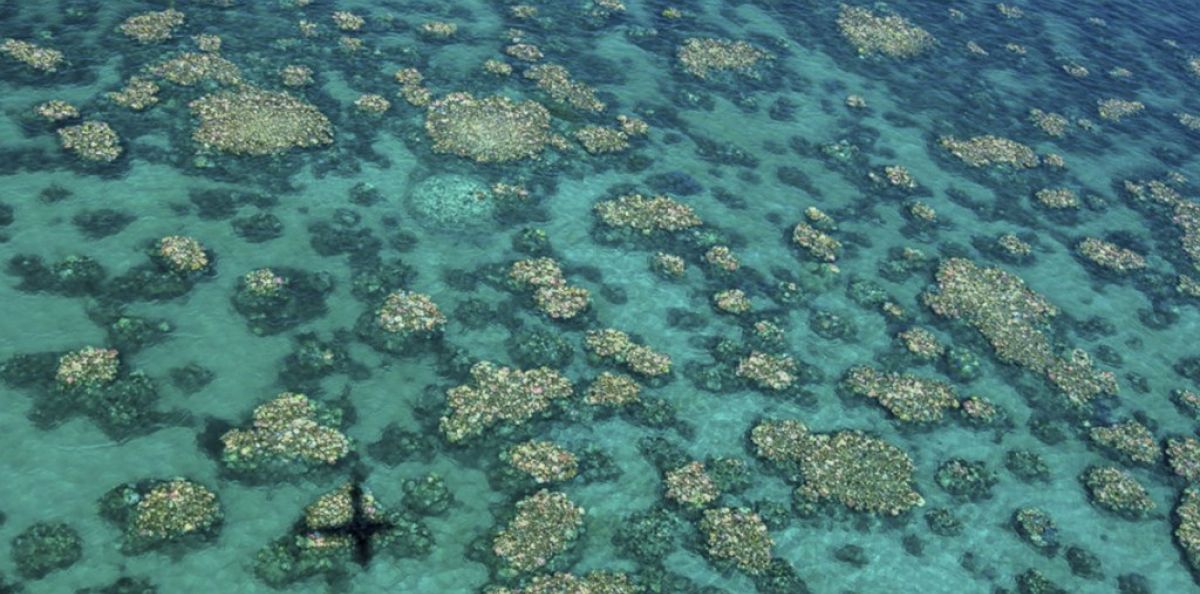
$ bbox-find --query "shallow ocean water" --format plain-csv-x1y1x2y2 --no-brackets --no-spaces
1,0,1199,593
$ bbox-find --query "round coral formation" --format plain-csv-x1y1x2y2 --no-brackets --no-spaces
220,392,351,473
58,121,122,162
157,235,209,273
425,92,553,163
665,461,720,509
493,490,584,573
594,193,703,234
585,372,641,406
842,366,959,423
751,420,924,515
677,38,769,79
189,87,333,155
506,440,579,484
407,174,494,228
1082,466,1155,518
119,9,185,44
736,352,797,391
242,268,286,297
35,100,79,122
584,328,671,377
375,290,446,335
1,38,65,72
440,362,573,443
55,346,119,389
792,222,842,262
939,135,1039,169
699,507,773,574
836,5,935,58
129,479,222,547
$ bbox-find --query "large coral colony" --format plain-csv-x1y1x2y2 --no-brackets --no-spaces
2,0,1200,593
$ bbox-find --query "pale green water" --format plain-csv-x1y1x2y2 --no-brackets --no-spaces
1,1,1199,593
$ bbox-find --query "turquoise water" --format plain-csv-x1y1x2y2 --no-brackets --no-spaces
2,0,1200,592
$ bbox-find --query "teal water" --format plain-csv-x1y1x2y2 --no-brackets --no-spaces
2,1,1200,592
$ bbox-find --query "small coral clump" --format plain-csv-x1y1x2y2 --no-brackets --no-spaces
1167,436,1200,482
585,372,641,406
940,135,1039,168
736,351,797,391
1077,238,1147,273
1178,112,1200,132
958,395,1001,426
699,507,773,574
907,201,937,223
525,64,604,112
130,479,222,545
805,206,836,228
1034,188,1079,209
150,52,242,86
594,193,703,234
220,392,351,471
704,245,740,272
420,21,458,39
120,9,186,44
618,115,649,136
508,257,591,320
1,38,65,72
584,328,672,377
515,263,591,316
55,346,119,389
509,257,568,289
157,235,209,273
1088,420,1160,465
750,420,924,515
884,164,917,189
35,100,79,122
842,366,959,423
394,68,432,106
353,94,391,115
997,233,1033,257
676,38,769,79
575,126,630,154
665,462,720,509
375,290,446,335
713,289,751,314
1030,109,1069,137
652,252,687,278
1082,466,1155,517
490,572,637,594
193,34,221,52
58,121,122,162
280,64,314,87
506,441,578,484
425,93,554,163
440,362,573,443
897,327,944,360
1013,507,1058,553
304,483,355,529
483,59,513,76
506,43,544,62
493,490,585,573
190,87,333,155
331,11,364,32
1097,98,1145,122
792,222,842,262
836,5,935,58
242,268,286,297
108,77,160,111
1177,487,1200,573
